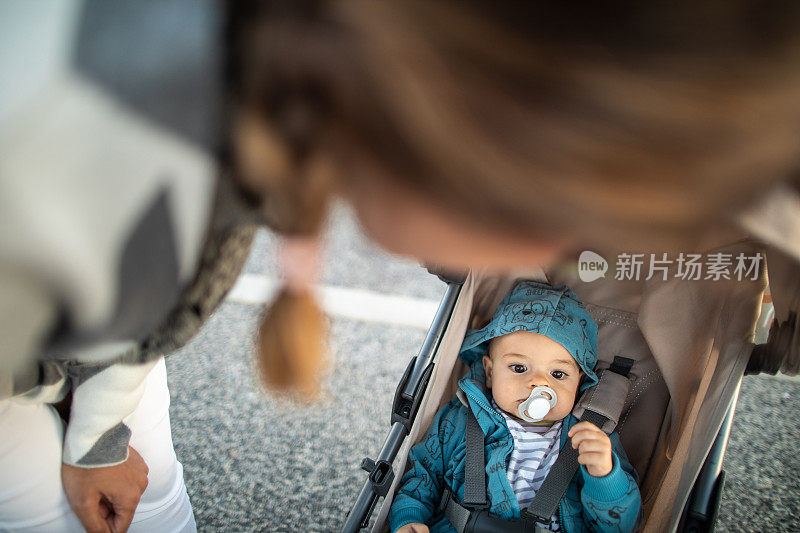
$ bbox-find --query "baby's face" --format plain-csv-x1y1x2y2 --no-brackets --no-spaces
483,330,582,423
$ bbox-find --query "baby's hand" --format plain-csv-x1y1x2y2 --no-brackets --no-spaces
568,421,613,478
396,523,429,533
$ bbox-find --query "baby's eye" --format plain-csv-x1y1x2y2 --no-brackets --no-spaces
510,364,527,374
551,370,566,380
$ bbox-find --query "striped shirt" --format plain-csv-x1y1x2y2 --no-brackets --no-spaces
493,400,562,531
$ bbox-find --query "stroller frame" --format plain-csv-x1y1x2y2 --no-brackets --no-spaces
344,266,763,533
342,281,464,532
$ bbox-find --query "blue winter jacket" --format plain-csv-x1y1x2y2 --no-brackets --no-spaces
389,375,641,533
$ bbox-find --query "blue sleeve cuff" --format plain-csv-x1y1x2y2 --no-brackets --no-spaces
579,452,634,503
389,505,429,532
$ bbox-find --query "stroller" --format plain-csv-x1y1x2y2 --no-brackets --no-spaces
343,237,800,532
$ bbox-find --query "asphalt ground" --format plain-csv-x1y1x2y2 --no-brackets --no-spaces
166,206,800,532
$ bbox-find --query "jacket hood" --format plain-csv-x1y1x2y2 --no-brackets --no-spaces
458,281,599,391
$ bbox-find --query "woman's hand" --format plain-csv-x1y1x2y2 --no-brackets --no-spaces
568,421,613,478
61,446,149,533
396,523,430,533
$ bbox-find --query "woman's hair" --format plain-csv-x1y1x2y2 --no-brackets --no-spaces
229,0,800,252
228,0,800,394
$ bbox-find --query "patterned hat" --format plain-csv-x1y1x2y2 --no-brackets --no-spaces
459,281,599,390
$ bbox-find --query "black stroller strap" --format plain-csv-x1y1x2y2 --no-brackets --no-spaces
462,408,487,508
524,356,635,522
522,409,609,523
441,487,471,533
609,356,635,378
447,408,610,531
439,407,488,533
441,488,550,533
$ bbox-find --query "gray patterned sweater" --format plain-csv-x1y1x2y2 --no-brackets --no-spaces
0,0,261,467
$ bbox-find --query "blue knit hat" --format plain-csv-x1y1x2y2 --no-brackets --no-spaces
459,281,599,390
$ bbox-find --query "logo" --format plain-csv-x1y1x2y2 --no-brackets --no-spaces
578,251,608,282
576,251,762,282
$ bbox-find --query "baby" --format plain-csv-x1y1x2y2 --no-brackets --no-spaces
389,281,641,533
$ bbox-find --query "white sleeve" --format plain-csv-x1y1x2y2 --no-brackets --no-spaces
62,358,159,467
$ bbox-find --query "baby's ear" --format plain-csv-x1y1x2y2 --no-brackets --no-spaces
482,355,493,388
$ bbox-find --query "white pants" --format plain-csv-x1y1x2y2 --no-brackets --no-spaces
0,359,196,532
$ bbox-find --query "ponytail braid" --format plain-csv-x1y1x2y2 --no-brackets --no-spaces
229,1,339,399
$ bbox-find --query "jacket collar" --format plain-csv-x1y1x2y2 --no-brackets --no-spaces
457,377,508,437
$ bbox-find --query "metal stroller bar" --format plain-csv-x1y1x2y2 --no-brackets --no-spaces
342,281,464,533
679,377,742,533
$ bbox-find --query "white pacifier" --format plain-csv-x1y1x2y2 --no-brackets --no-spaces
518,385,557,422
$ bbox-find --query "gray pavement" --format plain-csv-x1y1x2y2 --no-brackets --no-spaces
166,207,800,532
168,308,422,532
720,376,800,530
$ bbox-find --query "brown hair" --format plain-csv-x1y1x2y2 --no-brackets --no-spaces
231,0,800,251
229,0,800,391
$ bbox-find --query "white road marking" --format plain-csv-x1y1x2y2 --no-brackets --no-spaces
228,274,800,382
227,273,440,330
